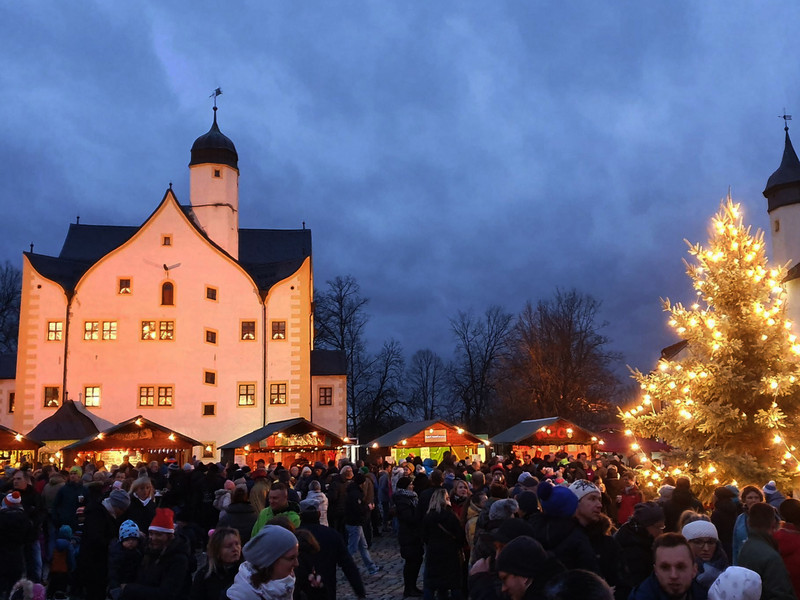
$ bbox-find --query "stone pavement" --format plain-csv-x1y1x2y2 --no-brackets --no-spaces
336,530,415,600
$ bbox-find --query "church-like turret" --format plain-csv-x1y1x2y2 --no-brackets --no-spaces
189,107,240,259
764,125,800,268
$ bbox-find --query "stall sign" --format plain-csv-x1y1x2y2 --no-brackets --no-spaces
424,429,447,443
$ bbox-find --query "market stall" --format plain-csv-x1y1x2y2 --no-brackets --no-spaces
367,420,487,464
0,423,43,467
60,415,201,468
27,400,115,467
491,417,600,461
219,417,347,468
594,425,670,459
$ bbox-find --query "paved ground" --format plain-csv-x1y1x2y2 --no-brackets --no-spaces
336,530,414,600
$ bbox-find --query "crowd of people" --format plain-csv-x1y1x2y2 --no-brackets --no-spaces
0,450,797,600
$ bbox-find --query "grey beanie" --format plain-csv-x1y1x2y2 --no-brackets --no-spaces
106,489,131,512
489,498,519,521
243,525,298,569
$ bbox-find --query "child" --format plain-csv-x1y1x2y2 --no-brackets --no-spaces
108,520,144,600
47,525,76,599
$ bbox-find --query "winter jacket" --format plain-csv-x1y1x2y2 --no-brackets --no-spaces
218,501,258,545
393,489,423,550
422,509,466,590
299,522,364,600
127,495,157,532
614,519,655,595
738,530,797,600
710,498,739,562
0,506,32,592
774,523,800,599
304,490,328,526
731,511,749,565
325,476,348,521
53,481,85,529
227,562,295,600
108,537,144,594
344,482,369,527
120,534,194,600
529,512,599,573
694,545,728,591
189,560,241,600
41,474,66,514
663,489,703,533
628,571,707,600
617,486,643,526
252,502,301,537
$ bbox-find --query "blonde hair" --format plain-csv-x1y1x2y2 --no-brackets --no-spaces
129,477,154,499
427,488,450,513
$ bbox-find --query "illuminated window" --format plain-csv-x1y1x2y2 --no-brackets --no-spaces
271,321,286,340
269,383,287,405
205,329,217,344
238,383,256,406
44,386,60,408
102,321,117,340
84,321,99,340
202,404,216,416
319,387,333,406
47,321,63,341
202,442,216,458
162,235,172,246
141,321,157,340
204,371,216,385
84,386,101,407
159,321,174,340
119,278,132,294
241,321,256,341
139,386,155,406
206,286,217,301
158,386,173,407
161,282,174,306
8,392,14,414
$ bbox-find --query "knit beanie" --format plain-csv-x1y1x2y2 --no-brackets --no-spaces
496,536,547,578
633,502,665,527
537,480,578,518
516,491,540,515
568,479,601,502
243,524,298,569
708,567,761,600
106,489,131,512
3,491,22,508
224,480,236,492
149,508,175,533
762,481,778,496
658,484,675,501
682,520,718,541
119,519,141,541
58,525,73,539
779,498,800,528
489,498,519,521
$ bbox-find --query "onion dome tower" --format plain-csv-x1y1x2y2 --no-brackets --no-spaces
189,106,240,259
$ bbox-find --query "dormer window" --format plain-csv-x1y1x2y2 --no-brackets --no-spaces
118,278,132,294
162,235,172,246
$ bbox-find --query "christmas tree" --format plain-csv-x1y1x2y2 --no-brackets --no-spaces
623,198,800,490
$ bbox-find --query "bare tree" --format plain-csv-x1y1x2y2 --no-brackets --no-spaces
407,349,446,420
449,306,513,431
356,339,407,440
314,275,370,436
0,261,21,353
499,288,620,428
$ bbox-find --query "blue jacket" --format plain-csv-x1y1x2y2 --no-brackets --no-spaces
628,572,707,600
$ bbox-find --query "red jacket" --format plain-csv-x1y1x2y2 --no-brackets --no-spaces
774,522,800,598
617,485,643,525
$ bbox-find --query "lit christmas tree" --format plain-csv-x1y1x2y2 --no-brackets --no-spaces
623,198,800,490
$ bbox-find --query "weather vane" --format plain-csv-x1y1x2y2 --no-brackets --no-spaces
210,87,222,108
780,108,792,131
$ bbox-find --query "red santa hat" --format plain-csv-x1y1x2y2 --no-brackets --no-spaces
148,508,175,533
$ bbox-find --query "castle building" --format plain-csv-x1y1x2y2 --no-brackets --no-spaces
3,108,346,460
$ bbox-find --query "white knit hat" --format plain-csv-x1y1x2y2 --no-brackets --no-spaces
682,519,718,541
568,479,601,501
708,567,761,600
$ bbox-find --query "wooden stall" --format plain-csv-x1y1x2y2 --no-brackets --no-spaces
0,424,43,468
60,415,200,468
367,420,487,464
491,417,600,461
219,418,347,468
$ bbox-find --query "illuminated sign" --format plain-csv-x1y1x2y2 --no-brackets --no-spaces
424,429,447,443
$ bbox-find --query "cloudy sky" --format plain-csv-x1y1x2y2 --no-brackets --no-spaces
3,2,799,376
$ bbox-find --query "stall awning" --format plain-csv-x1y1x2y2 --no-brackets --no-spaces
28,400,114,442
219,418,345,451
491,417,598,446
60,415,201,452
0,423,44,451
367,420,485,449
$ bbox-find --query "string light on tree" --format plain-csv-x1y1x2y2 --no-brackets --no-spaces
623,198,800,492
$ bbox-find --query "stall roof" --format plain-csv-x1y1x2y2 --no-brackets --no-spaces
219,417,345,450
0,423,44,450
595,428,671,454
491,417,598,446
61,415,201,452
368,420,484,448
27,400,114,442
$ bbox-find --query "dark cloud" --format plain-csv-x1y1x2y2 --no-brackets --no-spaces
1,1,797,378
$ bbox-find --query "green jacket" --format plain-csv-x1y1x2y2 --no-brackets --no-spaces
738,530,797,600
251,503,301,538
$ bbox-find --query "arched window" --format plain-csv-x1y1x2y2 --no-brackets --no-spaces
161,282,174,306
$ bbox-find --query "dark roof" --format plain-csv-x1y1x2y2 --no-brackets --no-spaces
26,210,311,296
660,340,688,361
219,417,345,450
764,129,800,211
0,423,43,451
368,420,484,448
190,108,238,170
785,262,800,284
311,349,347,376
0,353,16,380
491,417,597,445
27,400,104,442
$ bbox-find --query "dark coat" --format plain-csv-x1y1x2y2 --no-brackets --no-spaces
189,561,241,600
422,509,466,590
53,481,85,529
120,534,193,600
529,512,598,573
393,489,423,551
325,475,348,520
0,506,32,592
108,538,144,592
663,489,703,533
710,499,740,562
614,520,656,593
344,481,368,527
628,572,707,600
738,530,797,600
217,502,258,545
299,522,365,600
126,496,157,532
